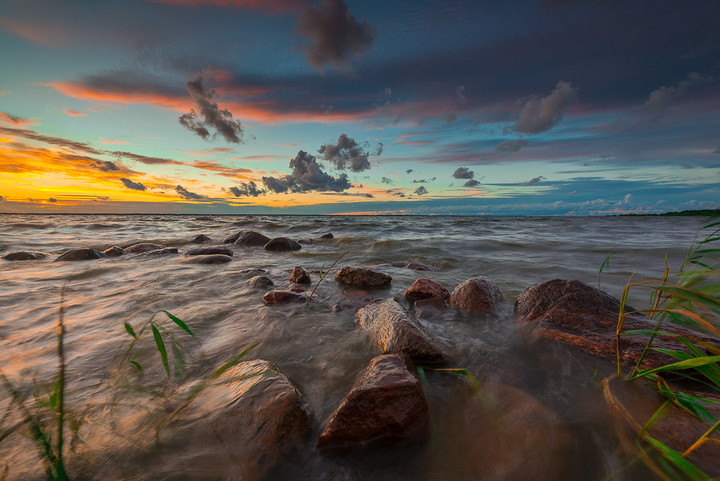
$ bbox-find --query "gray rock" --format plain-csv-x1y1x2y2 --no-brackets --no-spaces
181,254,232,264
185,246,233,257
222,231,242,244
246,276,275,289
264,237,301,252
190,234,212,244
319,233,334,239
131,247,179,259
54,248,106,262
334,267,392,288
234,231,271,247
449,277,504,314
102,246,124,257
3,251,47,261
124,243,166,253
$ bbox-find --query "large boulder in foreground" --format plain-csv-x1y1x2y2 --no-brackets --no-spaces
514,279,712,369
264,237,301,252
54,248,106,262
234,231,271,247
185,246,233,257
335,267,392,288
405,278,450,302
318,354,428,448
356,299,449,365
3,251,47,261
449,277,504,314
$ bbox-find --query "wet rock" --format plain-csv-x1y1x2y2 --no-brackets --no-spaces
297,238,314,245
246,276,275,289
222,231,242,244
181,254,232,265
318,354,428,448
406,262,437,271
185,246,233,257
405,278,450,302
334,267,392,288
54,248,106,262
356,299,450,365
178,360,310,481
234,231,271,247
2,251,47,261
514,279,714,369
102,246,124,257
289,266,311,284
131,247,179,259
414,297,448,318
124,243,166,253
449,277,504,314
241,268,267,275
263,290,306,304
331,298,383,313
319,233,334,239
190,234,212,244
264,237,301,252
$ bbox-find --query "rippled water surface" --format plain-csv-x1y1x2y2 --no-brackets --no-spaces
0,214,705,480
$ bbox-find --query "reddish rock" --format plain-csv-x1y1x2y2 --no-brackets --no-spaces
54,248,106,262
263,290,306,304
3,251,47,261
289,266,311,284
190,234,211,244
356,299,449,365
405,278,450,302
317,354,428,448
406,262,436,271
234,231,271,247
102,246,124,257
185,246,233,256
334,266,392,288
449,277,504,314
246,276,274,289
124,243,165,253
264,237,301,252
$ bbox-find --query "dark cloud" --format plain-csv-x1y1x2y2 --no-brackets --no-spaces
175,185,205,199
393,192,405,197
637,72,715,124
0,126,103,155
180,69,244,143
262,150,351,193
318,133,371,172
229,181,265,197
120,177,146,191
48,198,57,203
0,195,4,201
414,186,428,195
412,177,435,183
91,160,119,172
381,176,393,184
524,176,546,186
374,143,384,156
464,179,480,187
406,169,413,174
513,81,577,134
297,0,375,70
494,139,528,153
452,167,474,179
714,146,720,154
113,151,184,166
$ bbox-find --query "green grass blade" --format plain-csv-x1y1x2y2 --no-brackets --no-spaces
151,323,170,377
645,435,711,481
634,356,720,378
127,360,143,372
416,366,427,385
162,311,194,337
172,340,186,379
124,322,137,339
210,342,259,379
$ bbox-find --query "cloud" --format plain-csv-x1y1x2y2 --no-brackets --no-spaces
113,151,184,166
120,178,146,191
494,139,528,153
229,181,265,197
622,193,633,205
414,186,428,195
393,192,405,197
62,108,86,117
374,143,384,156
150,0,305,13
412,177,436,184
179,68,244,143
91,160,120,172
0,112,37,127
0,195,4,201
0,126,103,155
513,81,577,134
318,133,371,172
406,169,413,174
381,177,393,184
48,198,57,203
464,179,480,187
638,72,715,124
452,167,474,179
262,150,351,193
176,185,205,199
296,0,375,70
524,176,545,186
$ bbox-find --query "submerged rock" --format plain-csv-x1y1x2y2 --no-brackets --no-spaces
131,247,179,259
246,276,275,289
264,237,301,252
405,278,450,302
449,277,504,314
3,251,47,261
102,246,124,257
319,233,334,239
124,243,166,253
181,254,232,265
406,262,437,271
234,231,271,247
334,267,392,288
356,299,450,365
289,266,311,284
190,234,212,244
54,248,106,262
263,290,306,304
222,231,242,244
185,246,233,257
318,354,428,448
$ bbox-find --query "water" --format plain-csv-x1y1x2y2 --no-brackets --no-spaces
0,214,705,480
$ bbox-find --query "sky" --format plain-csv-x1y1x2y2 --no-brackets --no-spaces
0,0,719,215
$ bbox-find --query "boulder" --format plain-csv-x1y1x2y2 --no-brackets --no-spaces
334,267,392,288
54,248,106,262
124,243,166,253
405,278,450,302
297,238,314,245
317,354,428,448
263,290,306,304
356,299,450,365
319,233,334,239
131,247,179,259
190,234,212,244
449,277,504,314
185,246,233,257
246,276,275,289
102,246,124,257
514,279,714,369
234,231,271,247
2,251,47,261
264,237,301,252
181,254,232,265
406,262,436,271
289,266,311,284
222,231,242,244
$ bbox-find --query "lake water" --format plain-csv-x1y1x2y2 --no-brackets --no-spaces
0,214,706,480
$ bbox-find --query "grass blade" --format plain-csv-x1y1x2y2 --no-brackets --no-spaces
127,360,143,372
151,323,170,377
210,342,259,379
124,322,137,339
645,436,711,481
162,311,194,337
634,356,720,378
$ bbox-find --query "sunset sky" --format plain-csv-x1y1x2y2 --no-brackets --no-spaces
1,0,718,215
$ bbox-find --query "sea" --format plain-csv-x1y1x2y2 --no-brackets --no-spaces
0,214,707,480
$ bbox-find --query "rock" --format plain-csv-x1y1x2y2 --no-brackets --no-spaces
190,234,212,244
181,254,232,265
234,231,271,247
405,278,450,302
331,298,383,313
319,233,334,239
334,267,392,288
246,276,275,289
289,266,311,284
131,247,179,259
102,246,124,257
54,248,106,262
264,237,301,252
514,279,714,369
297,238,314,245
185,246,233,257
2,251,47,261
317,354,428,448
449,277,504,314
263,290,306,304
356,299,450,365
124,243,166,253
406,262,436,271
222,231,242,244
177,360,310,481
414,297,448,318
241,268,267,275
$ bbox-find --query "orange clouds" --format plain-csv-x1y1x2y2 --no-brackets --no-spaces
62,108,87,117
